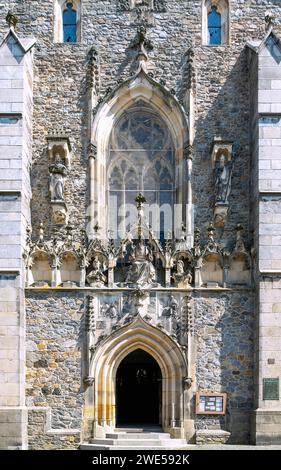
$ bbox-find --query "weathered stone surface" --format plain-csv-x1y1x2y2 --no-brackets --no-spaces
1,0,281,450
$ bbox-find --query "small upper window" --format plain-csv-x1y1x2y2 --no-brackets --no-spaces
54,0,81,44
202,1,229,46
63,3,77,43
208,6,221,45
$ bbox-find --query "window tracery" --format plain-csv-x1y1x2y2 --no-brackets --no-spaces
107,103,175,237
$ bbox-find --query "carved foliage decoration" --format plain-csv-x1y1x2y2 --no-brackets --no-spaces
181,294,194,337
86,46,99,94
86,296,96,334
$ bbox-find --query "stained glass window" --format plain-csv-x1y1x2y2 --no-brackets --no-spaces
208,6,221,45
108,103,175,237
63,2,77,43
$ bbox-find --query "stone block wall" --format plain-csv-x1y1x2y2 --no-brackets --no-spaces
248,31,281,444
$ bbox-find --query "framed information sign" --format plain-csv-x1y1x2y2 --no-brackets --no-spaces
196,392,227,415
263,378,279,400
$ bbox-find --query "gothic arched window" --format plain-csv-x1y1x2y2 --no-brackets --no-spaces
54,0,81,43
63,2,77,43
108,103,175,238
208,6,221,45
202,1,229,46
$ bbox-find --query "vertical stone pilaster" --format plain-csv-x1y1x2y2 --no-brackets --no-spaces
0,29,35,449
248,31,281,445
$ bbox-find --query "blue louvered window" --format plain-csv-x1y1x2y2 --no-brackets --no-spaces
63,3,77,43
208,6,221,45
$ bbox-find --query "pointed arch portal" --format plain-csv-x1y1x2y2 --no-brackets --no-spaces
87,316,188,436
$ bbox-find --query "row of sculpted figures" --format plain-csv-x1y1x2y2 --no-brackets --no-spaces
24,213,252,289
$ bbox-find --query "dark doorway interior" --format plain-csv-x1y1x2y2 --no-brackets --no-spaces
116,349,162,426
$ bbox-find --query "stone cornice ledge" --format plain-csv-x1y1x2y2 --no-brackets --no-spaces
25,286,254,293
0,269,20,273
260,271,281,275
254,408,281,414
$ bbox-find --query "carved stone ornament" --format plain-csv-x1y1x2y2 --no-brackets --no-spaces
162,295,179,319
183,377,193,389
47,132,71,168
49,156,67,202
118,0,166,12
24,196,252,290
125,239,157,287
172,259,192,288
6,11,18,29
87,255,107,287
131,26,153,73
101,301,119,319
51,203,68,225
83,376,95,386
265,11,275,29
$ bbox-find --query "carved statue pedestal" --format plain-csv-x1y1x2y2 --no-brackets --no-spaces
51,201,68,225
214,203,229,228
176,279,192,289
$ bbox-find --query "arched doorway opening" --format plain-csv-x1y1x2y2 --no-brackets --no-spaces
88,316,188,437
116,349,162,426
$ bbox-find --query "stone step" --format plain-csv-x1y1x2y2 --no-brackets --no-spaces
114,427,162,433
81,444,188,450
105,432,171,440
90,438,186,447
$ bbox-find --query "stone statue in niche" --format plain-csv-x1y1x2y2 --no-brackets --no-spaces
162,295,179,319
49,154,67,201
215,153,233,204
101,302,119,319
172,260,192,288
87,255,106,287
125,239,156,287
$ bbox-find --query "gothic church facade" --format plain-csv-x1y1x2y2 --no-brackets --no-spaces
0,0,281,449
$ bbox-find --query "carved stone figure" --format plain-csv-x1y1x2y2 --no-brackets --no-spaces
215,153,233,204
49,154,67,201
162,295,179,319
125,240,156,287
172,260,192,288
101,302,118,319
87,256,106,287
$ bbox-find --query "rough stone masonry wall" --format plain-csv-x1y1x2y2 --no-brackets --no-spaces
0,1,281,244
194,291,254,444
0,0,277,448
25,293,85,449
25,290,254,446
